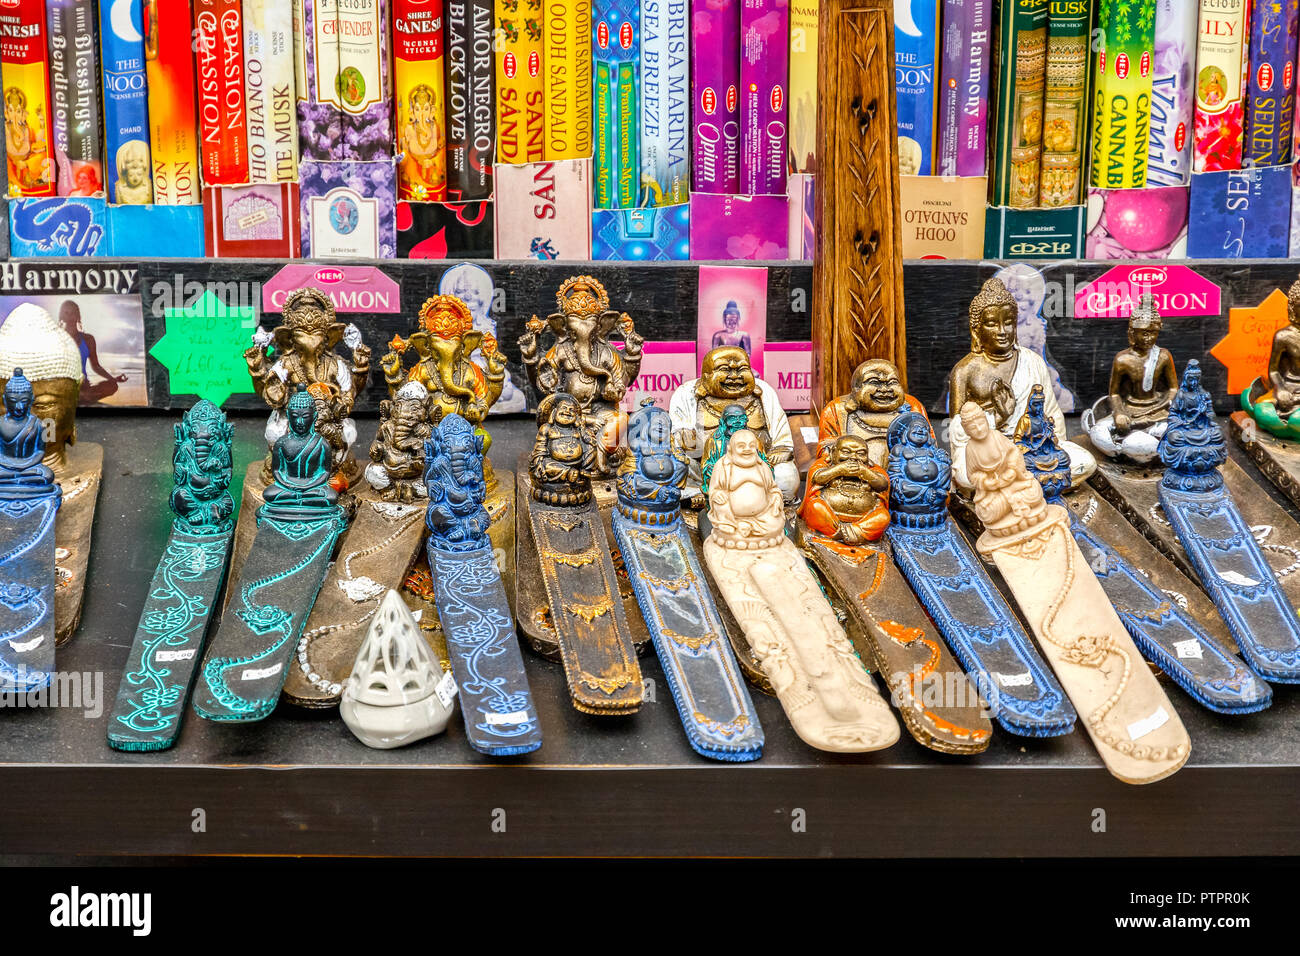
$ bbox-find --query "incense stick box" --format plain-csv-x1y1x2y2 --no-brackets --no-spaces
594,0,638,208
446,0,494,199
1244,0,1299,167
895,0,942,177
100,0,150,204
493,158,592,258
545,0,592,159
989,0,1047,206
203,181,301,256
1039,0,1091,206
299,158,397,258
1148,0,1197,185
394,0,448,201
196,0,250,186
689,192,789,258
496,0,545,165
8,196,107,254
107,203,205,255
692,0,740,193
937,0,991,177
788,1,817,173
740,0,788,196
592,203,689,258
395,198,494,256
1187,164,1291,256
47,0,103,197
1193,0,1249,172
1089,0,1155,190
146,0,201,205
243,0,297,183
641,0,689,204
1,1,56,197
1085,184,1189,258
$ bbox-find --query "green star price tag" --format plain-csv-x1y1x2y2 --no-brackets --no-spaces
150,290,258,407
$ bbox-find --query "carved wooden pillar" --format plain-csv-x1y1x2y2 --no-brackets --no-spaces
812,0,906,409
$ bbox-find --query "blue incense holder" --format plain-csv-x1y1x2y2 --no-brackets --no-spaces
1156,361,1300,685
193,385,346,721
610,402,764,761
109,401,238,749
425,414,542,756
0,369,62,693
1016,382,1272,711
884,411,1075,737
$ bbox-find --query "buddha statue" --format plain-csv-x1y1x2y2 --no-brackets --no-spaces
260,385,341,522
816,358,926,467
1014,385,1073,500
960,402,1048,538
1083,294,1178,462
705,430,786,550
669,346,799,501
948,277,1094,489
245,288,370,485
0,302,83,474
0,369,59,502
529,392,597,507
1243,275,1300,439
1159,360,1227,494
799,434,891,544
616,400,689,524
886,411,951,529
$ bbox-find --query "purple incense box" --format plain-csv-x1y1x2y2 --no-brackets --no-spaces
692,0,741,193
937,0,991,177
740,0,788,196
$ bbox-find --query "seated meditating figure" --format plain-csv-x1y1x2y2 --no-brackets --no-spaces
948,277,1095,488
1014,385,1072,500
1244,275,1300,439
816,358,926,467
616,400,688,524
365,382,434,502
1159,360,1227,492
960,402,1047,538
529,392,597,506
886,411,950,528
0,369,59,501
706,430,786,549
1083,294,1178,462
799,434,891,544
260,385,340,522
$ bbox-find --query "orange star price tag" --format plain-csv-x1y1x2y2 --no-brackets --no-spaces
1210,289,1290,396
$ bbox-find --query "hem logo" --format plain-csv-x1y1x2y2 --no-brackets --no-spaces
50,886,151,937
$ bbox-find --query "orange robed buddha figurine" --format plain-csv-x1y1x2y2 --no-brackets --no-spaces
816,359,926,467
799,434,891,544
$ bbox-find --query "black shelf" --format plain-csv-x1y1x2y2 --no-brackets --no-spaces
1,411,1297,859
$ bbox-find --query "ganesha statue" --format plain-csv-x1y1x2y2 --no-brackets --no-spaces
519,275,643,475
424,414,491,553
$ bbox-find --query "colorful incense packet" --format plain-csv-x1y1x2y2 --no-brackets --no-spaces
640,0,689,204
244,0,298,183
1,2,56,197
1244,0,1299,167
108,402,236,751
299,159,398,258
295,0,392,163
394,0,448,201
1147,0,1197,185
47,0,104,197
692,0,740,193
937,0,991,177
194,385,346,723
426,415,543,757
593,0,639,208
100,0,151,204
1038,0,1091,205
494,158,593,259
740,0,787,195
990,0,1047,206
146,0,201,204
445,0,493,200
787,0,817,173
196,0,250,186
611,401,764,761
1193,0,1249,172
544,0,593,159
496,0,545,165
1089,0,1156,190
895,0,941,177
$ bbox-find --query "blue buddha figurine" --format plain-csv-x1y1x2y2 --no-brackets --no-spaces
260,384,340,522
0,369,60,504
